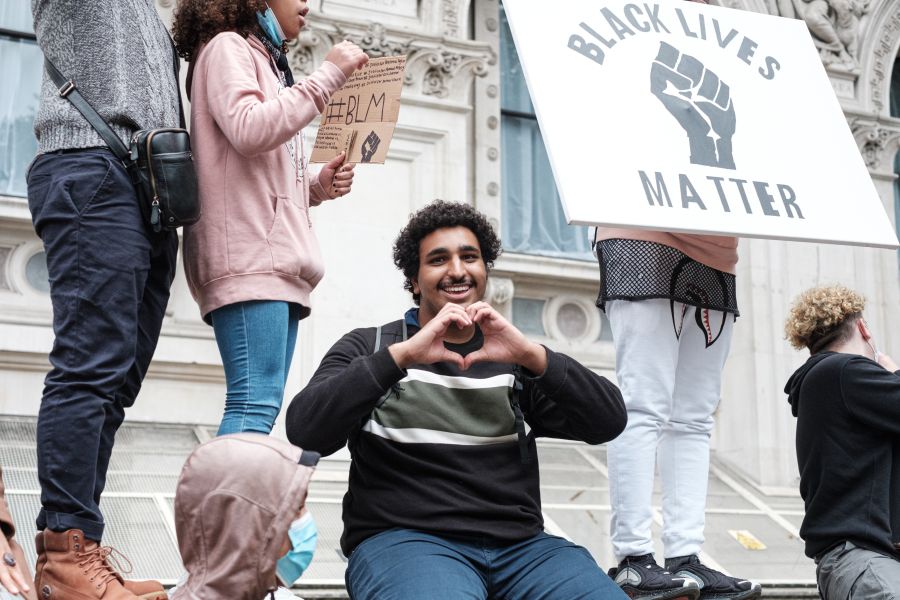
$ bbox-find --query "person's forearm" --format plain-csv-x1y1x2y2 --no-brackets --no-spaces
286,340,404,455
518,342,548,375
526,350,627,444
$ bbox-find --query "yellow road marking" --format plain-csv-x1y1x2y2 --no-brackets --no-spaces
728,529,767,550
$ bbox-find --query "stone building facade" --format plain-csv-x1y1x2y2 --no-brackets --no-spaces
0,0,898,496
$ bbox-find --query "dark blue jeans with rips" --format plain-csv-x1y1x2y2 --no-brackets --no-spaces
27,148,178,542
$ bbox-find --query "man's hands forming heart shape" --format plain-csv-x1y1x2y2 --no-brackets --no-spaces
388,302,547,374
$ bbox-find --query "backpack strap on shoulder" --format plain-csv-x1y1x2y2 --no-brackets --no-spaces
373,320,406,408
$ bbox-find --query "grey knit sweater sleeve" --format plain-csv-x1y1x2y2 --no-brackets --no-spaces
31,0,181,154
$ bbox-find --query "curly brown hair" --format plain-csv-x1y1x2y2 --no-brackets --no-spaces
393,200,502,305
172,0,269,63
784,284,866,352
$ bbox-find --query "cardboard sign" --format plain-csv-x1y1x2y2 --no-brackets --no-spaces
502,0,899,249
310,55,406,164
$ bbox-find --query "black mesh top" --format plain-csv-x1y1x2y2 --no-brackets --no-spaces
596,239,739,316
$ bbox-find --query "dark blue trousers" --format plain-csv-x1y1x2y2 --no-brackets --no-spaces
346,529,629,599
27,148,177,541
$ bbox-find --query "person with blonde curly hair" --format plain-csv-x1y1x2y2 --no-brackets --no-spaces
784,284,900,599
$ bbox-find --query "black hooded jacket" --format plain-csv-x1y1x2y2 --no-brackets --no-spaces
785,351,900,560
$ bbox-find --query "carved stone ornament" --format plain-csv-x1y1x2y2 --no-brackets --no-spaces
485,277,515,306
336,22,411,58
848,117,900,171
768,0,871,69
288,21,494,102
407,48,491,98
442,0,462,38
869,8,900,115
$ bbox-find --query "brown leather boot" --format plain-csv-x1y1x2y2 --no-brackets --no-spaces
34,529,140,600
35,532,166,599
120,581,166,600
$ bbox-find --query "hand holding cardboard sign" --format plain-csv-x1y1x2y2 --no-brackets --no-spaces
318,152,356,199
311,56,406,164
651,41,736,170
325,41,369,78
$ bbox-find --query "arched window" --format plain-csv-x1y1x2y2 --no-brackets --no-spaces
499,2,592,260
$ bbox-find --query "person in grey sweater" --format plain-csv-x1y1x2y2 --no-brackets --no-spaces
27,1,179,598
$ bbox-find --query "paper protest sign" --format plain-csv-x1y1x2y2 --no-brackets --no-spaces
502,0,899,248
310,55,406,164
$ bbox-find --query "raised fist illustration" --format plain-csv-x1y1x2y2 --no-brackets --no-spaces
360,130,381,163
650,41,736,170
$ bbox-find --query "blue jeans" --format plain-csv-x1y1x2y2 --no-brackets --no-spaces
211,300,300,435
346,529,628,600
27,149,178,541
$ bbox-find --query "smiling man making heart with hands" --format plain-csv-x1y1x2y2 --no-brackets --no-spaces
286,200,628,600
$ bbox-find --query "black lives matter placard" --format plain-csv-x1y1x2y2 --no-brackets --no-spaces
311,55,406,164
503,0,898,249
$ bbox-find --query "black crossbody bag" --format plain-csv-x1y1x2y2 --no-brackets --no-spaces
44,49,200,232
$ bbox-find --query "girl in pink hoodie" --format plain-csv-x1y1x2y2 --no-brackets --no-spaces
173,1,368,436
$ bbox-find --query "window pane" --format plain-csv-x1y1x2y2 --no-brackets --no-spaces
0,34,41,197
512,298,546,337
499,3,592,261
25,251,49,293
501,113,592,259
499,5,533,114
0,3,34,34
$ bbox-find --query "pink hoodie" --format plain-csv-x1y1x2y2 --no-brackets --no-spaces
183,32,347,322
171,434,317,600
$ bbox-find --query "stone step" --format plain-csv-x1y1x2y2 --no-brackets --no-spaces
759,583,820,599
291,583,821,599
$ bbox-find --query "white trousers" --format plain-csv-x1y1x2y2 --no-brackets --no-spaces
606,299,734,561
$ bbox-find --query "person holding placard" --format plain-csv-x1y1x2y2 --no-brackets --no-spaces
598,0,761,593
784,285,900,599
596,224,755,600
172,0,368,437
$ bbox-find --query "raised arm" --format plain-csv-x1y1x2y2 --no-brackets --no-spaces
204,33,346,157
461,301,626,444
285,328,405,456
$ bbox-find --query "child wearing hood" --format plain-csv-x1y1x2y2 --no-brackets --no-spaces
171,434,319,600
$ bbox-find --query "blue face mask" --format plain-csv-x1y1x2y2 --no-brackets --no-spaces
256,6,286,46
276,512,318,587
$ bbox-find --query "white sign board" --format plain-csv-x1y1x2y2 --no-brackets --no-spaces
503,0,899,249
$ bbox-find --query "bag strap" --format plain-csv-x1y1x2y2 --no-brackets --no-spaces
45,36,187,157
372,320,407,409
169,37,187,130
43,58,131,162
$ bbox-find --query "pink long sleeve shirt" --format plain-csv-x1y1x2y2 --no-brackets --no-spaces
183,32,347,322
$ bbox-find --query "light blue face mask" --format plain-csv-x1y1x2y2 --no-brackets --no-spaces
276,512,318,587
256,5,286,46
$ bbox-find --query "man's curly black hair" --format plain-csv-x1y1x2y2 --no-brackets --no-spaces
393,200,502,305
